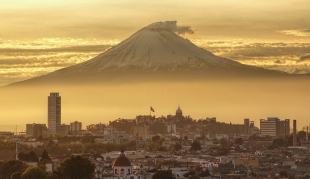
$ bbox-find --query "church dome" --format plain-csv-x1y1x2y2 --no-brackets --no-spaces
176,106,182,114
112,151,132,167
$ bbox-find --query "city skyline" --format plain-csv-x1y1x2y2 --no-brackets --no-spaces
1,1,310,133
0,92,305,133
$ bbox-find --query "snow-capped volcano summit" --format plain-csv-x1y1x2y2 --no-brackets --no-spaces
8,21,286,86
58,21,242,74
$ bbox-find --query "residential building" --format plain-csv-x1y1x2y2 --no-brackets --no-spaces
260,118,278,136
26,123,47,138
278,119,290,136
135,115,153,125
70,121,82,133
132,126,150,140
244,118,249,135
167,124,177,133
206,117,216,122
56,124,70,137
48,92,61,135
260,117,290,137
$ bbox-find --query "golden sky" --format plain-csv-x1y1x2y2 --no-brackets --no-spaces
1,0,310,86
1,1,310,131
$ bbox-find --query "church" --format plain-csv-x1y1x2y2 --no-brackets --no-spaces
99,151,151,179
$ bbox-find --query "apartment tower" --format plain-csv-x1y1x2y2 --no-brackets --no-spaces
48,92,61,135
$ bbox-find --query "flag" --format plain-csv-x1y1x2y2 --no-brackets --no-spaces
150,106,155,112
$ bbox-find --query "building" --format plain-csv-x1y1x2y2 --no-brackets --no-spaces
234,158,259,168
175,106,183,120
0,131,14,140
26,123,47,138
206,117,216,122
167,124,176,133
48,92,61,135
278,119,290,136
260,118,277,136
131,126,150,140
135,115,153,125
56,124,70,137
260,117,290,137
70,121,82,133
100,151,144,179
244,118,249,135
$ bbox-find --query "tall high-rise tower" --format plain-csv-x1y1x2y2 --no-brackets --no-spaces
48,92,61,135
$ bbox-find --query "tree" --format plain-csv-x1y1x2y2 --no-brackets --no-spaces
272,138,284,148
21,166,46,179
152,135,161,143
40,150,51,165
41,150,51,161
57,155,95,179
173,143,182,151
148,136,165,151
234,138,244,145
152,170,176,179
220,139,228,147
183,171,195,177
0,160,27,179
279,170,288,178
80,136,95,144
190,141,201,151
199,169,211,177
10,172,21,179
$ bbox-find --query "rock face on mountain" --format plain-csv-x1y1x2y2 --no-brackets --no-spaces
8,22,287,86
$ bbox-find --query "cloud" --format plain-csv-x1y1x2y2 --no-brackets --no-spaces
298,53,310,62
278,29,310,37
274,60,283,64
147,21,194,35
0,45,111,53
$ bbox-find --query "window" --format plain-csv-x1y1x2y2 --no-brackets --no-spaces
121,169,124,175
115,169,118,174
127,169,131,175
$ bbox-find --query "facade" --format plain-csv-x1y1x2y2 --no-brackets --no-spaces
100,151,149,179
26,123,47,137
234,158,259,168
131,126,150,140
175,106,183,120
206,117,216,122
48,92,61,135
244,118,249,135
278,119,290,136
167,124,177,133
70,121,82,133
260,118,278,136
135,115,153,125
260,117,290,137
56,124,70,137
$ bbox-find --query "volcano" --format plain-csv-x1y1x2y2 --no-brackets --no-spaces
2,21,310,129
8,21,288,86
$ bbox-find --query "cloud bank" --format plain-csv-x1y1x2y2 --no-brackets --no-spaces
299,53,310,62
147,21,194,35
278,29,310,37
